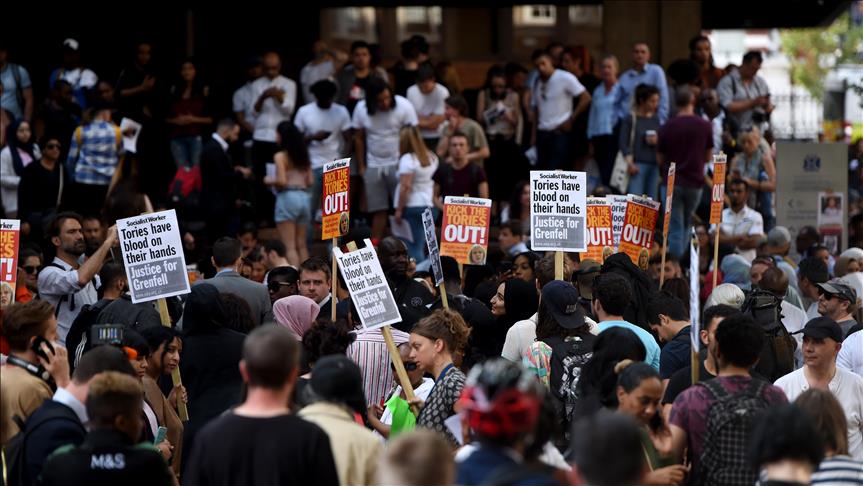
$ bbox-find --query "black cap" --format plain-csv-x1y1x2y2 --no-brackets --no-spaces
816,279,857,303
793,316,843,343
541,281,586,329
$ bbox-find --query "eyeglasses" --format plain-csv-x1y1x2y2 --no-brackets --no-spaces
45,143,61,149
23,265,40,275
268,280,295,293
819,291,837,301
391,361,418,372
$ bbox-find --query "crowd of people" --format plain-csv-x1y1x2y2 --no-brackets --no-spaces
2,31,863,486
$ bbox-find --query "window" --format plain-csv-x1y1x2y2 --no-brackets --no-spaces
396,6,442,43
327,7,378,41
514,5,557,27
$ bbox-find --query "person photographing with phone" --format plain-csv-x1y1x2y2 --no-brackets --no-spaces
1,300,70,444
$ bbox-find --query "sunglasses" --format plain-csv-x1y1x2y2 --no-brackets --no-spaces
45,143,61,149
268,281,295,293
23,265,40,275
391,361,418,372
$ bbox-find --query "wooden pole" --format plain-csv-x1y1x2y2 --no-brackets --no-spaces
331,237,338,322
691,349,699,384
659,244,667,287
345,242,419,415
439,284,449,309
157,299,189,421
554,251,564,280
711,235,720,290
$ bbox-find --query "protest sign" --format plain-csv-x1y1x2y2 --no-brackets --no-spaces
709,154,727,225
660,162,676,286
529,171,587,252
321,158,351,241
440,196,492,265
422,209,444,286
618,195,660,270
609,194,628,248
117,210,190,303
334,239,401,330
585,198,614,263
0,219,20,308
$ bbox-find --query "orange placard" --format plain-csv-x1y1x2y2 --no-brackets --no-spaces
585,198,614,263
439,196,492,265
663,162,676,236
618,196,660,270
1,219,21,309
321,158,351,240
709,154,727,225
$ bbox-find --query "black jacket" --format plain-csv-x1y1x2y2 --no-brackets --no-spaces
199,137,235,212
38,429,173,486
23,400,87,484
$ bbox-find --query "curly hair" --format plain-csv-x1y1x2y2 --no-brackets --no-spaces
411,308,471,355
302,318,356,366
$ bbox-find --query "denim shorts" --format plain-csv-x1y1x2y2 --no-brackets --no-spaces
274,189,311,224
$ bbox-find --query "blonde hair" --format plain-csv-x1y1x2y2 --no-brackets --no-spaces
399,126,431,167
377,430,455,486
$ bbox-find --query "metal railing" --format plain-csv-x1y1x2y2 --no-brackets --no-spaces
769,91,823,141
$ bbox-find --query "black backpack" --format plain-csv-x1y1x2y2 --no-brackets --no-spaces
1,407,85,486
741,289,797,382
697,378,769,486
63,298,112,371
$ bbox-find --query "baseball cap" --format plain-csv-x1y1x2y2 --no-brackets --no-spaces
816,278,857,303
793,316,843,343
541,281,585,329
62,38,80,51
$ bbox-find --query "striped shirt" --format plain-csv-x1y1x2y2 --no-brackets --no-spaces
68,121,121,185
346,327,410,407
811,455,863,485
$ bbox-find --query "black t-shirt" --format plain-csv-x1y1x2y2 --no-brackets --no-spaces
183,413,339,486
433,163,487,199
662,359,712,405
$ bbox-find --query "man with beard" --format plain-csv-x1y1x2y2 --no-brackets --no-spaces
37,212,117,345
81,215,105,258
376,237,433,332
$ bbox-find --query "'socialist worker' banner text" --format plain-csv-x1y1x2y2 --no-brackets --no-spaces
321,158,351,240
440,196,492,265
117,209,191,303
529,171,587,252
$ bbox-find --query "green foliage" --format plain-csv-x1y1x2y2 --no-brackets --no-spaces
780,12,863,100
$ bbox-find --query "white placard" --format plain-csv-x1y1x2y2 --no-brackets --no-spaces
120,118,142,153
422,208,444,286
334,239,402,331
117,210,190,303
529,171,587,252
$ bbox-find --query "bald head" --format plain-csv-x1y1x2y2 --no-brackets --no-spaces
263,52,281,79
378,237,409,278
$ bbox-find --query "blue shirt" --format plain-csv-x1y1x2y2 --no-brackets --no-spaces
587,82,620,138
67,121,121,186
597,320,661,370
660,325,692,379
614,63,669,124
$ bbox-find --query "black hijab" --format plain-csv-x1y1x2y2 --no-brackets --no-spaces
5,119,37,176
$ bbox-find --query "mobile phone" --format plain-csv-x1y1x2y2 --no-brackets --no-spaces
154,426,168,445
31,336,55,362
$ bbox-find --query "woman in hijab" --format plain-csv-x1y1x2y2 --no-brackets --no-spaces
720,254,752,290
0,119,40,218
273,295,320,340
485,277,539,359
179,284,245,473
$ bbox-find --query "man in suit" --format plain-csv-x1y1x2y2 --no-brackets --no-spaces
203,237,272,326
18,346,136,484
200,118,250,245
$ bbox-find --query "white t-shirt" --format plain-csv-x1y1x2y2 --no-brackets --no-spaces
406,83,449,139
299,59,335,104
232,81,257,127
806,301,820,321
294,102,352,169
55,67,98,90
378,378,434,427
838,330,863,378
775,367,863,460
532,69,586,131
352,95,418,168
719,205,764,263
394,152,439,208
501,314,538,362
780,301,807,368
251,75,298,142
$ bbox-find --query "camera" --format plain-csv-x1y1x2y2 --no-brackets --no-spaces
91,324,125,346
